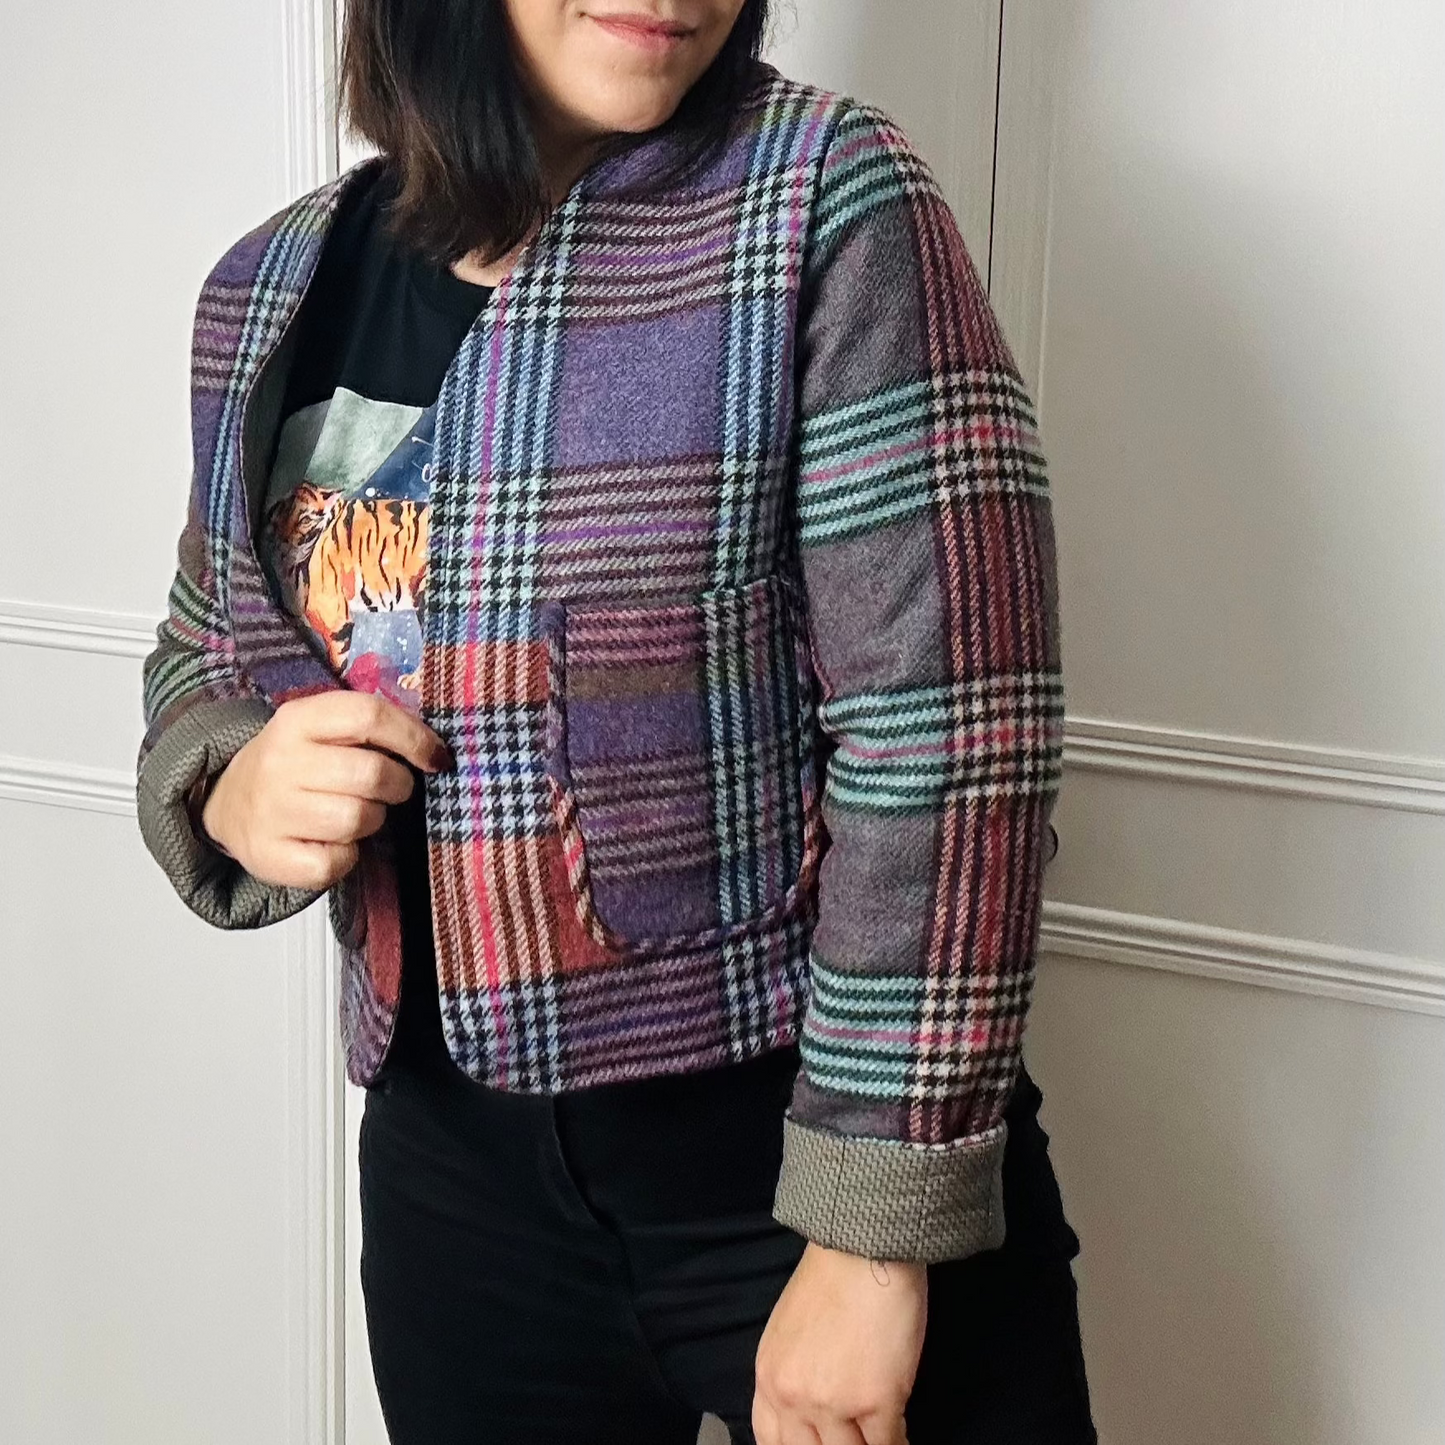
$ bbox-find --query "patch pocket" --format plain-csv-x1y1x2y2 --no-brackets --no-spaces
539,571,822,955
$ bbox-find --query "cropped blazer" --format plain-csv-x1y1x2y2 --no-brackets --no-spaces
136,59,1065,1265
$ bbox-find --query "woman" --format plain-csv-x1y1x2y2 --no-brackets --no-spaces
136,3,1093,1442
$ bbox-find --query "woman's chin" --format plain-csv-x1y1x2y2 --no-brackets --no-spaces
572,84,694,137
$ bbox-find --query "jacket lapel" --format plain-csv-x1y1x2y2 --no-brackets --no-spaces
223,157,386,705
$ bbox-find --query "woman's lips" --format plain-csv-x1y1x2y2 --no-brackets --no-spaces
588,12,694,53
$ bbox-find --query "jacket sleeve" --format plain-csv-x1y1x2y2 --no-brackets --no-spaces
135,249,324,930
771,102,1065,1264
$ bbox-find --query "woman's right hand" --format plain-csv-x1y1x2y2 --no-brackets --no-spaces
199,691,454,890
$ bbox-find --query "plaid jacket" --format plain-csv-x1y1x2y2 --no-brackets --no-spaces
136,59,1064,1264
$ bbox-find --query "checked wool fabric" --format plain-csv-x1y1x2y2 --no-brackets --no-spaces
136,59,1064,1263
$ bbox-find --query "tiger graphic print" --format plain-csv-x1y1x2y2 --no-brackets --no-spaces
258,387,437,714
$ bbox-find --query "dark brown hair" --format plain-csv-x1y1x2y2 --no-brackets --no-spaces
340,0,771,266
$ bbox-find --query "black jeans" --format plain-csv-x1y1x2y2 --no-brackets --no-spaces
358,950,1097,1445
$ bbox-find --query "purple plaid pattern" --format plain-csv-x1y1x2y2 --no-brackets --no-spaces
137,59,1064,1261
539,571,820,948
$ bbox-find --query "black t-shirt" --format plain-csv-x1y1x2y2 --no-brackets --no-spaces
260,160,493,1067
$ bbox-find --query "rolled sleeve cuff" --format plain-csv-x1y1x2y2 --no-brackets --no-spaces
772,1115,1008,1264
136,695,323,930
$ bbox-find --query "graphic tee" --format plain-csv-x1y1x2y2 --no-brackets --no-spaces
257,160,493,1063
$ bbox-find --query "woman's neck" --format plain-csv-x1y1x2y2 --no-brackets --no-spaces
450,105,606,289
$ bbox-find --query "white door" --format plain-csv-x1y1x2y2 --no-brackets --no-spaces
992,4,1445,1442
0,2,342,1442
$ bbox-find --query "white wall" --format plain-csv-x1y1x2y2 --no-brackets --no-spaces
764,0,1001,267
991,3,1445,1442
0,3,340,1442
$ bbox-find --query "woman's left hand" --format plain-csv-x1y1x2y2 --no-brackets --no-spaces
753,1240,927,1445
